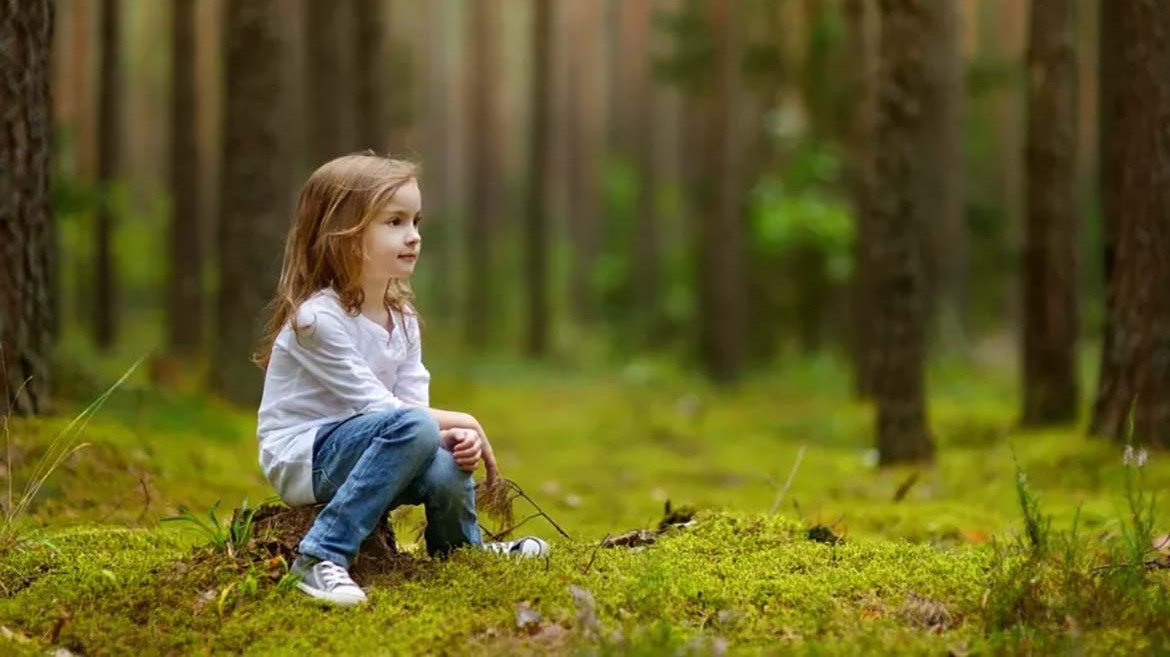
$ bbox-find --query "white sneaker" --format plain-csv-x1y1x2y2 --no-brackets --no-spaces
484,536,551,558
290,555,367,607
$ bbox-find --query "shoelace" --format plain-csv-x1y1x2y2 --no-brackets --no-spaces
484,540,518,554
317,561,354,589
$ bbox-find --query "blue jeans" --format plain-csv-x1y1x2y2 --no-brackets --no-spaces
298,408,482,567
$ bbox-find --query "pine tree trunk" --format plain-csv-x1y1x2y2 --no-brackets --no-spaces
565,0,605,327
421,0,455,317
354,0,387,152
95,0,121,351
872,0,935,464
167,0,203,356
213,0,293,406
306,0,356,164
1021,0,1079,426
0,0,56,416
920,0,967,351
844,0,879,397
1090,0,1170,447
1089,0,1120,437
697,0,745,382
616,0,660,343
465,0,499,348
525,0,552,357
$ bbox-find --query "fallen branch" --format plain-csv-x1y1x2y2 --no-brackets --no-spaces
1089,558,1170,575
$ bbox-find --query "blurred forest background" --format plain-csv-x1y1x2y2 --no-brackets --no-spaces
3,0,1169,460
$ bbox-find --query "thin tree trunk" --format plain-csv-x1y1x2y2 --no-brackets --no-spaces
422,0,454,317
525,0,552,357
1089,0,1120,437
213,0,293,406
872,0,935,464
0,0,56,416
565,0,605,326
616,0,660,343
306,0,356,165
844,0,879,397
1090,0,1170,447
167,0,203,356
1021,0,1079,426
696,0,745,382
354,0,387,152
921,0,967,351
465,0,499,348
95,0,121,351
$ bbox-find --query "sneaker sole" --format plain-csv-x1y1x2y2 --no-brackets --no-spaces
295,581,367,607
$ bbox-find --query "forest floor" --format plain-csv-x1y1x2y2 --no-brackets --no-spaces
2,343,1169,655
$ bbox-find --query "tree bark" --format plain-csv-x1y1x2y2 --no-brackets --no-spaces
95,0,121,351
305,0,357,164
167,0,203,356
616,0,660,343
0,0,56,416
1089,0,1120,437
525,0,552,357
696,0,745,382
565,0,606,327
354,0,387,152
920,0,967,351
213,0,294,406
1021,0,1079,426
872,0,935,464
844,0,879,397
1090,0,1170,447
465,0,500,348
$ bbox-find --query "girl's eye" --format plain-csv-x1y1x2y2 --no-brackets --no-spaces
413,216,422,226
389,218,402,226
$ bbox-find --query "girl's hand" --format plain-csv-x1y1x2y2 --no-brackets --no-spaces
442,427,482,472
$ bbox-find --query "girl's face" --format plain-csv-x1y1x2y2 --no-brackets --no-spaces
361,180,423,282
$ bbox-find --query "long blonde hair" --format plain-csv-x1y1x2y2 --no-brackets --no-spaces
254,153,421,369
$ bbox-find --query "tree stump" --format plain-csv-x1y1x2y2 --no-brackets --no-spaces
234,503,410,583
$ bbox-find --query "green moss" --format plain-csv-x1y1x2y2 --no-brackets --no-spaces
1,361,1168,654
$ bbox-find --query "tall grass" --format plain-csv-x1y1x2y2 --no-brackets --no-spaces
1,352,144,553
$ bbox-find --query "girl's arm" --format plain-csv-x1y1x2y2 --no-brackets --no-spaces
425,407,482,432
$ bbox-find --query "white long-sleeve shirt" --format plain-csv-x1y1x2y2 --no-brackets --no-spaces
256,288,430,506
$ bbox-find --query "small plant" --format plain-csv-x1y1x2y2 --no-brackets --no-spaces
1012,458,1051,558
1117,405,1159,579
1,351,144,554
162,498,257,558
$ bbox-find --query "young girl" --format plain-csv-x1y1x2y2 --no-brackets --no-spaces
255,154,549,607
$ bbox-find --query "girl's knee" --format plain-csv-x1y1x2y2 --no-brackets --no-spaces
400,407,440,452
427,450,474,500
373,407,439,455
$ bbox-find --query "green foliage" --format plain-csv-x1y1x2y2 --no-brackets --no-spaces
161,499,258,559
750,179,854,283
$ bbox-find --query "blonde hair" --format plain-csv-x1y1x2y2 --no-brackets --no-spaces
254,153,421,369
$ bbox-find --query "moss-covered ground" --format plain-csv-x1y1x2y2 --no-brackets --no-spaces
2,350,1168,655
